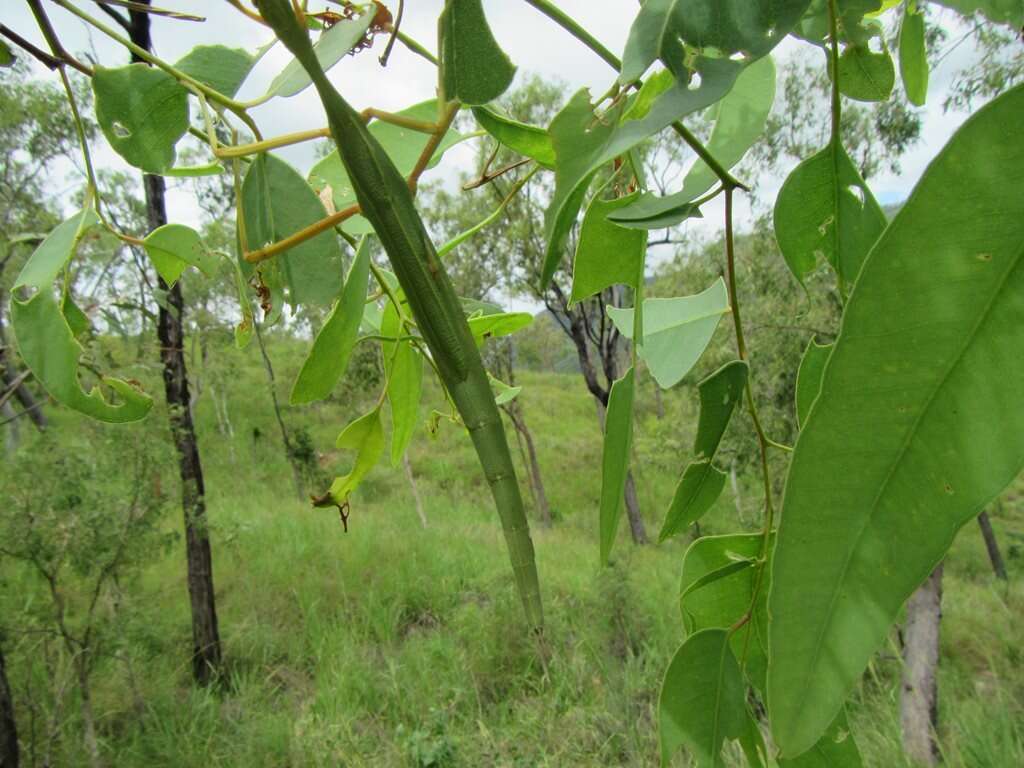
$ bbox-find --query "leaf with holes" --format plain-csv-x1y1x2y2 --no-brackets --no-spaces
600,367,635,566
290,237,370,404
621,0,811,82
608,278,730,389
773,141,886,288
241,153,344,307
12,290,152,423
440,0,516,105
682,55,776,199
92,64,190,174
659,628,752,767
769,84,1024,758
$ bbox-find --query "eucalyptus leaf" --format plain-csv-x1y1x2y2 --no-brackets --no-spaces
175,45,255,98
143,224,218,286
659,628,750,767
622,0,812,82
466,312,533,344
471,106,556,168
773,141,886,287
898,5,928,106
600,367,635,566
606,190,703,230
660,460,727,541
314,408,385,507
163,162,224,178
571,193,646,303
266,7,373,98
92,64,189,174
241,153,344,307
290,237,370,404
835,43,895,102
682,56,776,199
779,708,863,767
11,291,152,423
608,278,730,389
440,0,516,105
933,0,1024,26
795,338,832,429
383,303,423,466
14,208,99,290
769,83,1024,758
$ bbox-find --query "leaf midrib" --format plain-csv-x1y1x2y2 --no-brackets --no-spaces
787,239,1022,734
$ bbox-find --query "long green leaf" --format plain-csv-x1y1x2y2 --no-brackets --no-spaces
266,7,373,99
795,338,832,429
660,460,727,542
382,298,423,466
898,4,928,106
290,238,370,404
600,367,635,566
659,628,750,768
682,56,776,199
768,83,1024,758
315,407,385,506
14,208,98,290
608,279,730,389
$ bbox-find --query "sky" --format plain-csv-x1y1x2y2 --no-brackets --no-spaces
4,1,987,311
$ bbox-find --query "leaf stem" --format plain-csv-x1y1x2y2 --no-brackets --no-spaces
439,165,539,257
520,0,622,71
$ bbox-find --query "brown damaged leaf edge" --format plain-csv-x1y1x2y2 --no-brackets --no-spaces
254,0,543,630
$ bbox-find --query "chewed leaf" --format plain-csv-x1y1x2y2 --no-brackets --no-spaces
466,312,533,345
773,141,886,288
835,43,895,102
608,279,730,389
92,64,189,174
472,107,556,168
314,408,384,507
175,44,255,98
11,290,152,423
489,375,522,406
143,224,219,287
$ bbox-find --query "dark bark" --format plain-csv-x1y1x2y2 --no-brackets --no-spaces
124,4,221,684
0,643,17,768
504,403,552,526
977,510,1008,581
901,563,943,767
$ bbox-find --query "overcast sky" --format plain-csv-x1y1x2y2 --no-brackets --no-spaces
5,1,986,309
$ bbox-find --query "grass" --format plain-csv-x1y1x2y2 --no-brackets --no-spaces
2,334,1022,766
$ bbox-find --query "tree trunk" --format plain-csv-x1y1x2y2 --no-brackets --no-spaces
126,5,221,684
0,643,18,768
900,563,943,767
403,453,428,528
253,321,304,499
977,510,1008,581
623,471,648,545
505,405,552,526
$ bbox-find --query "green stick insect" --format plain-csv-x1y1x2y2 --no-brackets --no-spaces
255,0,543,630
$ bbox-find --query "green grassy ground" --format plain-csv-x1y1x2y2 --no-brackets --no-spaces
2,337,1022,766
